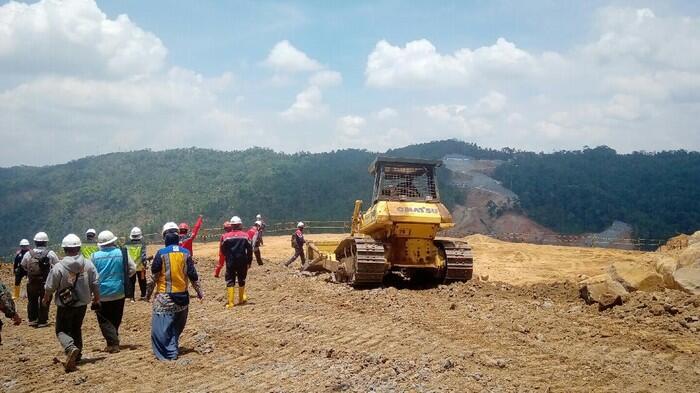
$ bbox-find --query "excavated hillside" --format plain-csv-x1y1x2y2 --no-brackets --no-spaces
1,235,699,392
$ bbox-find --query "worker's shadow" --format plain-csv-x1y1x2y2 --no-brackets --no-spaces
119,344,145,351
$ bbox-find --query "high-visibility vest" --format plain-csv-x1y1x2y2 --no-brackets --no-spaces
81,243,99,260
156,245,189,294
126,243,144,271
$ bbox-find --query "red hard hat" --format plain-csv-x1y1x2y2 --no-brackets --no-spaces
178,222,190,233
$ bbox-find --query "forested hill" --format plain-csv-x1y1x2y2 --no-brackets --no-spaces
1,140,699,252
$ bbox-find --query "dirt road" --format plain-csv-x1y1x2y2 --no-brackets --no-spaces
1,235,699,392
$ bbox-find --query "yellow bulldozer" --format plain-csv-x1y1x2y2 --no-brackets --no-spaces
307,156,473,286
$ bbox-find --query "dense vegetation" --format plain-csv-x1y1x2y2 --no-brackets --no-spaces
1,140,698,255
493,146,700,240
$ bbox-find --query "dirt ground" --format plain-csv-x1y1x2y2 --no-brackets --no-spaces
1,234,699,392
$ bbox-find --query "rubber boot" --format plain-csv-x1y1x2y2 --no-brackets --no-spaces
225,287,235,309
238,286,247,305
12,286,20,300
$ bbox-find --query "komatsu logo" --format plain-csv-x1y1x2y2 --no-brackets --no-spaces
396,207,439,214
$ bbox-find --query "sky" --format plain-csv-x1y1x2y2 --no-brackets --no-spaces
1,0,699,166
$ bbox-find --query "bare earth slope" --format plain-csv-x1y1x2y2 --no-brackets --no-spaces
1,235,699,392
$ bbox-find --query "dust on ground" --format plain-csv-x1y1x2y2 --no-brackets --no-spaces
1,234,699,392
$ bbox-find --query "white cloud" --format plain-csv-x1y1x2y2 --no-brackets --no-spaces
337,115,366,137
263,40,322,73
0,0,251,166
271,47,342,122
474,91,507,115
280,85,324,121
0,0,167,78
584,7,700,71
309,70,342,88
376,107,398,120
365,38,536,88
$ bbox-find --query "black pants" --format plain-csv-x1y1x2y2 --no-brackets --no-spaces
128,271,147,299
254,248,263,265
96,299,125,346
285,248,306,267
56,305,87,354
225,260,249,287
27,280,48,324
14,273,23,286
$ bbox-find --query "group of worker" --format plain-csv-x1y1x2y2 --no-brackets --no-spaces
0,214,314,372
1,215,206,370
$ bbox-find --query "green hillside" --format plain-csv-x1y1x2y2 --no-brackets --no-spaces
492,146,700,240
1,140,699,255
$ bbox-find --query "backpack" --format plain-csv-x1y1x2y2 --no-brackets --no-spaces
57,262,84,307
27,250,51,279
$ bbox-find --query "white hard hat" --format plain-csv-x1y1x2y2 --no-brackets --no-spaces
19,238,30,246
297,222,304,228
130,227,143,240
85,228,97,236
256,214,262,220
162,222,179,235
97,230,118,247
255,220,262,226
61,234,82,248
34,232,49,242
230,216,242,225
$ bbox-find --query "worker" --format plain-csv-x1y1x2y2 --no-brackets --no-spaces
43,234,100,372
126,227,148,301
178,215,203,256
255,214,266,245
220,216,253,309
81,229,99,259
284,222,306,268
91,230,136,353
150,222,204,361
214,221,233,278
12,239,30,300
247,221,264,266
0,280,22,345
20,232,59,328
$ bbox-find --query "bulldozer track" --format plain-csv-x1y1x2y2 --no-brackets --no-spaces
350,237,387,285
437,239,474,282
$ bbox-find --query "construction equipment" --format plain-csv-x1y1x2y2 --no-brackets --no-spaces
308,156,473,286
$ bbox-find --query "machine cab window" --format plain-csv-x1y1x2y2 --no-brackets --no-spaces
371,157,441,203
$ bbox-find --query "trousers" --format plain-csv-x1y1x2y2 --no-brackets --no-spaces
96,298,125,346
27,280,48,324
55,305,87,354
225,259,249,287
128,271,148,299
284,248,306,267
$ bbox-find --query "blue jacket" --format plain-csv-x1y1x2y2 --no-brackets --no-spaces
92,247,136,301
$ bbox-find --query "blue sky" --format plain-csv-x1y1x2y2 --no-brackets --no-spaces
1,0,699,166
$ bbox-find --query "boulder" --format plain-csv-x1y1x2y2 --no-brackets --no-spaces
607,262,665,292
654,256,680,289
678,243,700,268
579,277,629,310
673,266,700,295
689,231,700,247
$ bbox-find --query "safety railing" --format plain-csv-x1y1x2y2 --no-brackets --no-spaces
0,222,671,263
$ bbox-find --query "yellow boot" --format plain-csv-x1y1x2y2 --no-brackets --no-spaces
12,285,20,300
238,286,248,305
225,287,235,309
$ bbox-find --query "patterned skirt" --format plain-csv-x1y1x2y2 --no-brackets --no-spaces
151,293,189,360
